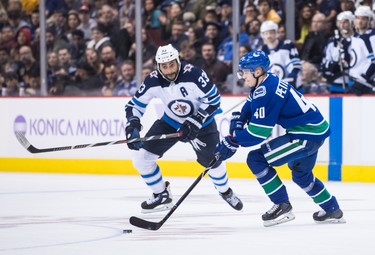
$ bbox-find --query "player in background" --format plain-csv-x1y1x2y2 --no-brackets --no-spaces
260,21,303,93
354,6,375,89
124,44,243,214
321,11,374,94
214,50,346,227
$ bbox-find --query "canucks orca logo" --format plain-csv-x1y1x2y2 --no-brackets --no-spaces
168,100,194,117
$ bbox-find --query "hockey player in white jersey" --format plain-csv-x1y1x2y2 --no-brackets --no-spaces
124,44,243,213
260,21,303,93
353,6,375,92
321,11,374,94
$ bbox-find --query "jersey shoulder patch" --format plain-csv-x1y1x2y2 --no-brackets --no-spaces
253,85,266,99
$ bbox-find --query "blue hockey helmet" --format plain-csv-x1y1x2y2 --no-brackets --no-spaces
238,50,270,73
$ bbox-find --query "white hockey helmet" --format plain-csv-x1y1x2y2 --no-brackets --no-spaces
155,44,181,81
354,5,373,20
155,44,180,64
337,11,355,23
260,20,279,33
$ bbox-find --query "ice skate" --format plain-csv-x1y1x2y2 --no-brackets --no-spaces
262,202,295,227
313,208,346,224
141,181,173,214
219,188,243,211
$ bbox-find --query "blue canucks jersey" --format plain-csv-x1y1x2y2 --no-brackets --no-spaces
125,62,222,129
233,73,330,147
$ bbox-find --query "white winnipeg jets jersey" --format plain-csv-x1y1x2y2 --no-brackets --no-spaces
125,62,221,129
262,40,302,89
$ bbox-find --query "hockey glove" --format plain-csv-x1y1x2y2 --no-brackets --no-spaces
178,109,208,142
178,115,203,142
125,116,143,150
215,136,239,161
229,111,246,136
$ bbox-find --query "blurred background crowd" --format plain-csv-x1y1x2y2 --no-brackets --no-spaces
0,0,374,97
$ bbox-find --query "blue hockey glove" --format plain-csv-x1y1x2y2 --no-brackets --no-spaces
215,136,239,161
229,111,246,136
125,116,143,150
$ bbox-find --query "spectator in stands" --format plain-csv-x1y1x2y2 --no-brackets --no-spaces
119,0,135,26
18,45,39,87
128,28,157,67
240,3,258,28
86,24,111,53
7,0,31,34
75,59,103,96
160,1,184,41
77,5,97,41
141,64,153,81
0,25,15,52
113,60,137,96
339,0,356,13
301,61,329,94
277,23,287,41
186,25,204,51
217,0,232,40
202,21,223,50
47,51,59,87
70,29,86,65
57,46,76,77
29,10,39,38
45,25,68,53
0,47,9,73
100,44,117,66
191,0,217,23
295,3,316,49
84,47,103,74
96,4,132,61
48,9,67,40
180,41,205,68
2,71,19,96
257,0,282,24
25,69,41,96
102,63,121,96
201,42,231,94
316,0,340,33
300,12,328,66
65,10,81,44
168,20,188,51
245,18,263,50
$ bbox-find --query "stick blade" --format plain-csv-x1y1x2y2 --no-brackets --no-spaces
129,216,161,231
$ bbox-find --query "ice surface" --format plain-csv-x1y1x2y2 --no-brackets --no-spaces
0,172,374,255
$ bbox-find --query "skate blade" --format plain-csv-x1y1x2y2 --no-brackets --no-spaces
263,212,296,227
314,217,346,224
141,202,173,214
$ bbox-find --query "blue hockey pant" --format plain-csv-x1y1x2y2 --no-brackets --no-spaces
247,133,340,213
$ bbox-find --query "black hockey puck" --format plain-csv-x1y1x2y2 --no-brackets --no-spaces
123,229,133,234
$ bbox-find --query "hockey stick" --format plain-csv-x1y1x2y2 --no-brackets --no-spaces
15,131,182,154
222,98,246,115
129,154,220,231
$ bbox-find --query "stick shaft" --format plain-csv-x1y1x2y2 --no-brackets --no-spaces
15,131,182,154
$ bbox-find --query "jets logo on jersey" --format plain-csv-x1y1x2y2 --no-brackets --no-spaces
168,99,194,117
150,70,158,78
183,64,193,73
270,63,286,78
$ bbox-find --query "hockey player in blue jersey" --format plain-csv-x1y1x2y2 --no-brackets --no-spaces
215,50,346,227
124,44,243,213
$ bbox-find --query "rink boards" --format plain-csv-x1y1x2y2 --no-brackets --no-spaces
0,96,374,182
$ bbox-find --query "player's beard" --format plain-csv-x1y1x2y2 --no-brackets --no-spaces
165,72,177,81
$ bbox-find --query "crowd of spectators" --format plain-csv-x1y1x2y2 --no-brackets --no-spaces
0,0,374,97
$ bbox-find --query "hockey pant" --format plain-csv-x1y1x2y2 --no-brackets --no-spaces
247,133,340,213
132,119,230,194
